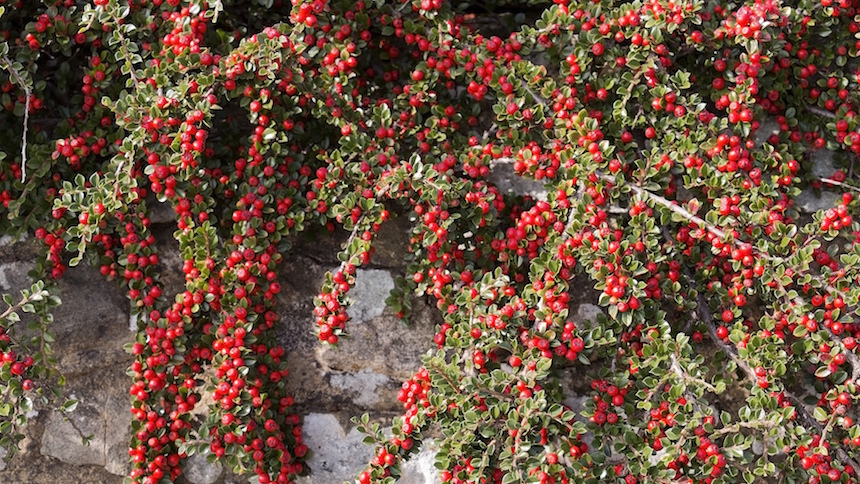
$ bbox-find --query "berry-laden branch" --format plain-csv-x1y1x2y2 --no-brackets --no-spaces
684,263,860,477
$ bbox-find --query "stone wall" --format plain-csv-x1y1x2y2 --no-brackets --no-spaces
0,212,445,484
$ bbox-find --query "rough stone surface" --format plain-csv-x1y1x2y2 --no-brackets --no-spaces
809,149,836,178
147,196,175,224
753,118,780,145
183,453,223,484
34,264,133,478
487,161,548,201
0,261,32,292
576,304,603,324
796,189,840,213
398,440,441,484
330,368,391,406
40,407,105,467
314,305,437,382
296,413,375,484
348,269,396,324
797,149,840,213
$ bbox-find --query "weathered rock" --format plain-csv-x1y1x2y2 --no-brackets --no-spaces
40,406,105,467
296,413,375,484
28,264,133,477
575,304,603,324
147,196,175,224
103,397,133,476
796,189,840,213
487,161,548,201
330,368,391,406
796,149,840,213
753,118,780,145
183,453,223,484
348,269,396,324
315,303,437,382
38,376,131,477
809,149,836,179
0,260,32,292
398,440,440,484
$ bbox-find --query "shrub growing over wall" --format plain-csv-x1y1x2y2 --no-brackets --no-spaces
1,0,860,483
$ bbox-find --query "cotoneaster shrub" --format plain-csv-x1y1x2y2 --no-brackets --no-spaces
1,0,860,483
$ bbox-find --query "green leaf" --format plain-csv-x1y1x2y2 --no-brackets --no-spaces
813,406,828,422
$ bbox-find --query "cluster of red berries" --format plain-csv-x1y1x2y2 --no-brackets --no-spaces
589,378,629,426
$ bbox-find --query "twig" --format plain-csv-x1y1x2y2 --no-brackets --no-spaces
337,215,368,274
427,361,462,395
19,92,28,182
643,373,673,404
521,82,547,110
670,352,719,394
619,67,646,112
509,407,534,481
601,173,731,239
601,175,716,234
710,419,778,438
806,105,837,119
821,178,860,193
1,55,30,182
480,123,499,142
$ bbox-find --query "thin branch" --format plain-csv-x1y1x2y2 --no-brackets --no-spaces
619,67,646,111
600,173,728,239
670,352,719,394
521,82,547,110
20,92,28,182
710,419,778,438
1,55,30,182
601,172,859,311
806,105,837,119
427,361,462,395
821,178,860,193
480,123,499,142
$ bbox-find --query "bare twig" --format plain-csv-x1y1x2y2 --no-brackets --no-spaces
1,55,30,182
806,105,837,119
480,123,499,142
821,178,860,193
670,352,719,394
19,92,28,182
600,173,728,240
710,419,778,438
521,82,547,110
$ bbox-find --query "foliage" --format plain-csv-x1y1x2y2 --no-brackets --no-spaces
1,0,860,483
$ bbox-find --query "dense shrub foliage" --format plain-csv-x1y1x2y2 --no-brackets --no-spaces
1,0,860,483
